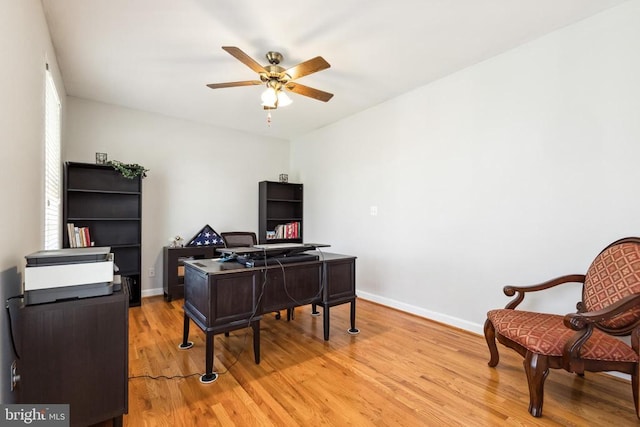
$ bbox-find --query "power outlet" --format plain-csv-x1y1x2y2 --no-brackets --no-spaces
148,267,155,277
10,360,19,391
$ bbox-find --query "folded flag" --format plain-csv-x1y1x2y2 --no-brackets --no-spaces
187,224,224,247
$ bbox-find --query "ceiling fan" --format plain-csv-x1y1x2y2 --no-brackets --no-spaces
206,46,333,109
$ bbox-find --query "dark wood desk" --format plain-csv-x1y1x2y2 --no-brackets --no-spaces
181,251,357,382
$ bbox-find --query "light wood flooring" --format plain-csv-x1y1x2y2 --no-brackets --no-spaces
106,296,639,426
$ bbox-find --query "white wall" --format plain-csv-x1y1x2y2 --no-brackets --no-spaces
64,97,290,295
0,0,65,404
291,1,640,333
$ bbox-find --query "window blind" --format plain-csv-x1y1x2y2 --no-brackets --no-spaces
44,66,61,250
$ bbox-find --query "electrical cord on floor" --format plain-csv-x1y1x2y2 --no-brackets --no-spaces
129,326,255,381
129,373,203,380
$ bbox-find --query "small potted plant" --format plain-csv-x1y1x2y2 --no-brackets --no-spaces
108,160,149,179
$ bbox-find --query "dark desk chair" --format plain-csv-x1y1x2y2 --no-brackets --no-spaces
221,231,257,248
220,231,288,321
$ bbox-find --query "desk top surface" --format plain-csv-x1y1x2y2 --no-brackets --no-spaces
184,251,355,275
216,243,330,256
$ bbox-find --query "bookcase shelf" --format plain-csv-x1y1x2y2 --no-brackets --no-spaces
259,181,303,244
63,162,143,307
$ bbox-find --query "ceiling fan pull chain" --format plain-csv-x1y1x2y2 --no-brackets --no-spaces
266,110,272,127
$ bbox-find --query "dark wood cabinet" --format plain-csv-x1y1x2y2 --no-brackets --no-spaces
163,246,216,301
64,162,142,306
18,290,129,426
258,181,303,244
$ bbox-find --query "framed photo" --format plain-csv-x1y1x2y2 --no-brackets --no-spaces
95,152,108,164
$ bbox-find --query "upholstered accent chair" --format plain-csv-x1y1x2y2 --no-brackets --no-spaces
485,237,640,418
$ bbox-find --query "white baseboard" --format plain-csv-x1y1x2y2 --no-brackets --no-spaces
356,290,484,335
141,287,164,298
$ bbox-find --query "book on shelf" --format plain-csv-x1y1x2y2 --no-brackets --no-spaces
66,223,93,248
67,223,75,247
269,221,301,240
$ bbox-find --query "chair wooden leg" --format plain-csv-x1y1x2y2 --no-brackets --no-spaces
633,370,639,418
523,351,549,417
483,318,499,367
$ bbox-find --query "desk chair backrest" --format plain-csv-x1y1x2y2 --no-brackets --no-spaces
221,232,257,248
582,237,640,333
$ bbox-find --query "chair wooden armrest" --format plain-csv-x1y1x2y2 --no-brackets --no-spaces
561,293,640,371
503,274,586,309
564,293,640,330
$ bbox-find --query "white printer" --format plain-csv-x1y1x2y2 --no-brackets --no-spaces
24,247,114,305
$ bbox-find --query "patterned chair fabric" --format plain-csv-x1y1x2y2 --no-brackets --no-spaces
484,237,640,419
486,309,638,362
582,241,640,330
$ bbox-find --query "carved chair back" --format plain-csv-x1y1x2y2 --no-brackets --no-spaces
582,237,640,334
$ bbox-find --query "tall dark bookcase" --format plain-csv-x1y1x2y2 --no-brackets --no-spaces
258,181,303,244
63,162,142,306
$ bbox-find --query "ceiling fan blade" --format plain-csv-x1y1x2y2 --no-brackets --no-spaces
285,56,330,80
222,46,266,74
206,80,262,89
285,82,333,102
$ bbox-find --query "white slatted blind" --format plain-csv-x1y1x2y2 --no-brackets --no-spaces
44,66,61,250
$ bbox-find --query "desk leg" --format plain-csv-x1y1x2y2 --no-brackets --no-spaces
252,320,261,364
311,303,321,316
348,299,360,335
323,304,330,341
178,313,194,350
201,332,218,383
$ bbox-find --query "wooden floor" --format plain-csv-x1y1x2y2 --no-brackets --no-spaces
107,296,639,426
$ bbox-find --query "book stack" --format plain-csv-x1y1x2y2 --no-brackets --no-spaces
268,222,301,240
66,223,94,247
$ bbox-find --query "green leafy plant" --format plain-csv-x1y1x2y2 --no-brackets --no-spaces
107,160,149,179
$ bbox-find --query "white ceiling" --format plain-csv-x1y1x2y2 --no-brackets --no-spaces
41,0,628,140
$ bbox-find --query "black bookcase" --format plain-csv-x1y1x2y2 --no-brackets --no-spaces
63,162,142,306
258,181,303,244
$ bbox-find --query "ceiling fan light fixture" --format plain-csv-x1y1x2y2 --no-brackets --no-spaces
277,90,293,107
260,86,278,108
